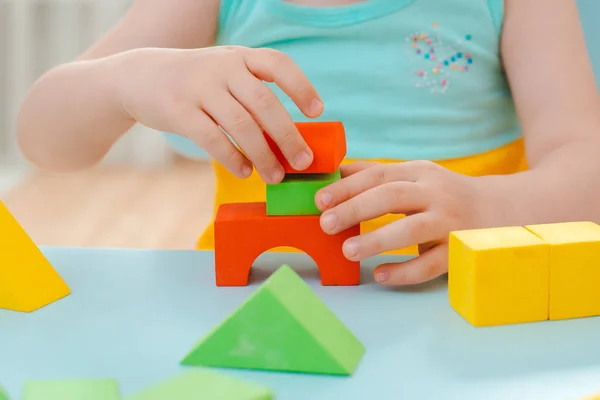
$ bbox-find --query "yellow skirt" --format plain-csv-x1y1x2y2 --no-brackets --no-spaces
196,138,528,255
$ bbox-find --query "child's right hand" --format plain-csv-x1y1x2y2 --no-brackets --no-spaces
114,46,323,183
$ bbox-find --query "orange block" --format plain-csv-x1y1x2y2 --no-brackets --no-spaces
265,121,346,174
215,202,360,286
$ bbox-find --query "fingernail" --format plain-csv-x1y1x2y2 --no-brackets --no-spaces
321,213,338,232
343,239,359,259
310,99,323,115
294,150,312,170
319,192,333,208
270,166,284,183
241,165,253,178
376,271,389,283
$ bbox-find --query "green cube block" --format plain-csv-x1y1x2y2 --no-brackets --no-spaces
127,370,272,400
266,169,341,216
23,378,121,400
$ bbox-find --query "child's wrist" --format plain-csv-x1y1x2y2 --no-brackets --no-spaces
473,173,535,227
97,50,140,125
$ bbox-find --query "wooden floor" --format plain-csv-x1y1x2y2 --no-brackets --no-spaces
1,158,216,249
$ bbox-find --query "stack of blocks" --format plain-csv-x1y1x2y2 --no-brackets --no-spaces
214,121,361,286
0,180,366,398
449,221,600,327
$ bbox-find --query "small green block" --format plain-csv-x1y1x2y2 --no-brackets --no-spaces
22,378,121,400
180,265,365,375
266,169,341,215
0,386,9,400
126,370,272,400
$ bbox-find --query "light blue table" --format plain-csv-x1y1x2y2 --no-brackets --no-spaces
1,248,600,399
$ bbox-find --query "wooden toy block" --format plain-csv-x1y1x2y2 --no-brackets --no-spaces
23,378,121,400
580,393,600,400
0,386,9,400
127,370,272,400
266,169,340,216
181,265,365,375
525,221,600,321
265,121,346,174
448,226,550,327
0,201,70,312
215,202,360,286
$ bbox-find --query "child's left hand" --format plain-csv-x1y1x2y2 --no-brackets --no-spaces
315,161,509,286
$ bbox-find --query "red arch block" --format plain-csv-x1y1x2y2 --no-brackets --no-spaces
214,202,360,286
265,121,347,174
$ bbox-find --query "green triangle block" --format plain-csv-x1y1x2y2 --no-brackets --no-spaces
181,265,365,375
23,378,121,400
127,369,272,400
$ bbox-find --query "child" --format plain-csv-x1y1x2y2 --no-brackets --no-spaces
16,0,600,286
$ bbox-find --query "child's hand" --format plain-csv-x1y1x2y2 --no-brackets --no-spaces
114,46,323,183
315,161,506,286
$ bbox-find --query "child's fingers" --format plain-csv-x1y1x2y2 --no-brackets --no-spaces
202,94,284,184
319,181,426,234
174,108,251,179
244,48,324,118
339,161,379,178
373,244,448,286
228,73,313,171
316,163,419,210
341,213,441,261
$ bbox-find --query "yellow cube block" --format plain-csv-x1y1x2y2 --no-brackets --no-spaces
448,226,550,327
525,221,600,321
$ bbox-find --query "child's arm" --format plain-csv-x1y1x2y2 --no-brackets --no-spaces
17,0,220,170
17,0,321,183
475,0,600,225
314,0,600,286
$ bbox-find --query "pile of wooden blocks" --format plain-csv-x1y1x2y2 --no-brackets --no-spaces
449,221,600,327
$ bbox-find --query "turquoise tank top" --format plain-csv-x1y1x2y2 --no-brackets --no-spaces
164,0,522,161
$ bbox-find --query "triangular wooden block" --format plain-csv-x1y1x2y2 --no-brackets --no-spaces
23,378,121,400
0,201,70,312
181,265,365,375
127,370,272,400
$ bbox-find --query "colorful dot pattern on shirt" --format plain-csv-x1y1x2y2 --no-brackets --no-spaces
405,23,474,94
